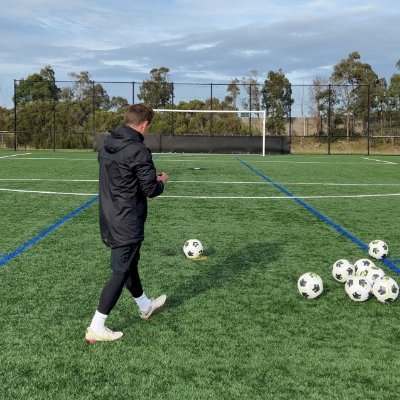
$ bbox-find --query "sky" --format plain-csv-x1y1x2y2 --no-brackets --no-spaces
0,0,399,107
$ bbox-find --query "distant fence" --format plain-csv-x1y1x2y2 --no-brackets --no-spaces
0,131,14,149
93,133,290,154
5,80,400,154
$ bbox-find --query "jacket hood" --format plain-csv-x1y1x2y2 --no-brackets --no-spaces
103,125,144,154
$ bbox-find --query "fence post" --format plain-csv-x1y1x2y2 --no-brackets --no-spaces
210,83,213,136
328,84,331,155
92,81,96,137
52,84,56,152
249,84,252,135
171,82,175,134
367,84,370,155
13,79,17,151
289,83,292,137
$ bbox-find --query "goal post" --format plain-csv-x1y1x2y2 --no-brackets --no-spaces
153,109,267,156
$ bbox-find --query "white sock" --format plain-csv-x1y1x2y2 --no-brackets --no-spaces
90,310,108,333
134,293,151,312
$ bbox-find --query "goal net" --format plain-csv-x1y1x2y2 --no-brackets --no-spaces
153,109,267,155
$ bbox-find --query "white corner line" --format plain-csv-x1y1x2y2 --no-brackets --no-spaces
363,157,397,165
0,152,32,159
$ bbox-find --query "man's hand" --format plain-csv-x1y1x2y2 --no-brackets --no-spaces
156,172,169,184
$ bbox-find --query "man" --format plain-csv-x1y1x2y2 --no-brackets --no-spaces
86,104,168,343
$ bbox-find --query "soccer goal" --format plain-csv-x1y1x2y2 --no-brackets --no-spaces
153,109,267,156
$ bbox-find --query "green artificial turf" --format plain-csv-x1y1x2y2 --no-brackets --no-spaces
0,151,400,400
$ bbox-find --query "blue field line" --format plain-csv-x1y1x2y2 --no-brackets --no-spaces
0,195,99,268
238,158,400,275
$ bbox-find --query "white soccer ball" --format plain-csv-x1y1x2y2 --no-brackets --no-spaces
358,265,385,286
345,276,372,302
183,239,203,259
354,258,376,275
372,276,399,303
297,272,323,299
368,240,389,260
332,259,354,282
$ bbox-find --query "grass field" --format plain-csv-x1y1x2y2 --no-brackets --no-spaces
1,151,400,400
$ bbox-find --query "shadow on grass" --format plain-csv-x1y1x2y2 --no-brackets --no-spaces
117,240,282,329
167,240,282,309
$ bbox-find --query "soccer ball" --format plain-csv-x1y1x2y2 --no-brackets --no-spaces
354,258,376,275
183,239,203,259
372,276,399,303
358,265,385,286
345,276,372,302
332,259,354,282
297,272,323,299
368,240,389,260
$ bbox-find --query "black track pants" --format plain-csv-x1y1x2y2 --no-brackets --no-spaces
97,242,143,315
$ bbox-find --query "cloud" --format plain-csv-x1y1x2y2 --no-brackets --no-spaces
186,43,219,51
0,0,399,107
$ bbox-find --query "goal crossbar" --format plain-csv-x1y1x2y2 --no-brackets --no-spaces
153,109,267,156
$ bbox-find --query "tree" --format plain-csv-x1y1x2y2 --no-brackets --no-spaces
241,69,261,111
308,76,331,135
0,106,12,129
387,71,400,135
67,71,110,109
13,66,61,148
373,78,389,136
138,67,173,108
331,51,378,137
15,65,59,104
225,78,240,108
261,69,293,135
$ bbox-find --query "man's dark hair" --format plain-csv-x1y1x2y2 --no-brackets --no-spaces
124,104,154,126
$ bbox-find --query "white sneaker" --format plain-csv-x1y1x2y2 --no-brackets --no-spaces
139,294,167,320
85,327,124,343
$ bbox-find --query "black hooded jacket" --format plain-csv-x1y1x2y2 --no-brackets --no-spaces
98,125,164,248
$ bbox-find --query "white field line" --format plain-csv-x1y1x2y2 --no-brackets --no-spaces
0,188,96,196
160,194,400,199
363,157,397,165
1,178,399,187
156,159,397,165
6,157,96,161
169,180,400,186
1,187,400,200
0,178,97,182
157,159,344,164
0,152,31,159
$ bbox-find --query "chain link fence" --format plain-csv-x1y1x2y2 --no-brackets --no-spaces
3,80,399,154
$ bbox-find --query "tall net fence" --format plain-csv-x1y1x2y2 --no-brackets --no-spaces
1,80,399,154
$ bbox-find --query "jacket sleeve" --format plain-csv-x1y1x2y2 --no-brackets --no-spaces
127,146,164,198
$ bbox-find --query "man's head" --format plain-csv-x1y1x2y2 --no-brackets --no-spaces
124,104,154,134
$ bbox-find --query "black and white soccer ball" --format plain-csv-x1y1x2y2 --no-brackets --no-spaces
354,258,376,275
332,259,354,283
345,276,372,302
297,272,323,299
357,265,385,286
368,240,389,260
372,276,399,303
183,239,203,259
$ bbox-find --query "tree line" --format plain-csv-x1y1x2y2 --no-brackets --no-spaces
0,51,399,149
